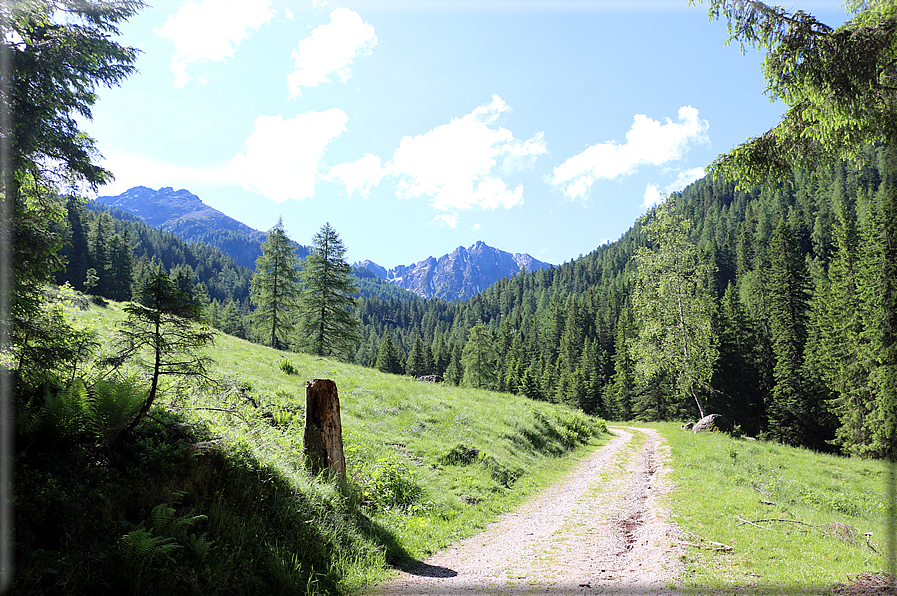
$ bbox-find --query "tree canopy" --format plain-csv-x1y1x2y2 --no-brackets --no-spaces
693,0,897,186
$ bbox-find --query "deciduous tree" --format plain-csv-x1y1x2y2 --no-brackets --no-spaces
630,200,718,419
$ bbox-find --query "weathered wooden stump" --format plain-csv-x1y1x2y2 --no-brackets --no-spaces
303,379,346,480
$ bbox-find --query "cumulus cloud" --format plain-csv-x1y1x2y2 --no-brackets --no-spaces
101,109,348,202
389,95,546,211
640,166,707,211
229,110,348,202
551,106,709,200
431,213,460,228
667,166,706,192
324,153,386,198
156,0,274,88
98,152,240,196
287,8,377,98
641,183,665,210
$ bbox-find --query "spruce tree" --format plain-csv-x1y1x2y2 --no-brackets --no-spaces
250,218,301,350
764,219,815,447
299,223,360,358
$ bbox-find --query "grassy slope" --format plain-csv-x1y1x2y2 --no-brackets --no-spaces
14,300,606,595
648,422,894,595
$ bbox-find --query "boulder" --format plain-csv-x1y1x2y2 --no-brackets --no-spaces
417,375,444,383
693,414,731,434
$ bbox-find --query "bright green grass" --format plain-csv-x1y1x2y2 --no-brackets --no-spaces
646,422,894,595
62,301,608,594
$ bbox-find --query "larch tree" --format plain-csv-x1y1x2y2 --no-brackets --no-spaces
630,199,718,419
298,223,360,358
250,218,302,350
461,323,500,390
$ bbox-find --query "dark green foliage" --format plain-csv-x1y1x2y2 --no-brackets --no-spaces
299,223,360,358
250,218,301,350
461,323,500,390
108,268,215,437
375,333,405,374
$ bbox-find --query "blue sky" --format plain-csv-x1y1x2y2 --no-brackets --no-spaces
86,0,851,268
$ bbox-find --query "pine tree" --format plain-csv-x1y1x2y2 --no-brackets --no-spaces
764,219,815,447
108,266,215,439
107,230,133,301
406,337,427,377
299,223,360,358
461,323,500,390
250,218,301,350
376,333,405,375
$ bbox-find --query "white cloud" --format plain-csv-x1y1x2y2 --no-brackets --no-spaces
641,183,665,210
431,213,460,228
97,152,240,196
100,109,348,202
471,223,481,231
666,166,706,193
287,8,377,98
229,110,348,202
551,106,709,200
324,153,386,198
389,94,545,211
640,166,706,211
156,0,274,88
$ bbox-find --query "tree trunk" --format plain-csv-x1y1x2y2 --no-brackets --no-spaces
303,379,346,480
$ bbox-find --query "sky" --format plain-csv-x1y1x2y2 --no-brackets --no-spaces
85,0,853,268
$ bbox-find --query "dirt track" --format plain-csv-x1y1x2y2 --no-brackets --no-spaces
374,427,683,595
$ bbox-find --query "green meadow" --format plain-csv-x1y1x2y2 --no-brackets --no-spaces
15,300,607,594
651,422,894,595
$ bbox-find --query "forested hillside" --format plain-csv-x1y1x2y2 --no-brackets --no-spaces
52,143,896,456
349,144,897,457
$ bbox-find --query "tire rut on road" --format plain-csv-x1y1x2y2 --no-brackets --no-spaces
374,427,683,595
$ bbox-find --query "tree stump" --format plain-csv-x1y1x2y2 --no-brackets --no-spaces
303,379,346,480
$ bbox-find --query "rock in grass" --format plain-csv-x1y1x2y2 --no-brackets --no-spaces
693,414,731,434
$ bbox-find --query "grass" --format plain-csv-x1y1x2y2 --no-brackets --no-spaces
15,299,608,595
647,422,894,595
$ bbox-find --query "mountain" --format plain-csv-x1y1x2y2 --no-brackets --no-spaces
94,186,309,269
354,241,552,300
97,186,550,301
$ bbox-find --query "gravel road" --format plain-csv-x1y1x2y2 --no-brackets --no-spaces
374,427,683,595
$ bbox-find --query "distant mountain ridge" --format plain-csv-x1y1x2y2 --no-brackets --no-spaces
94,186,305,269
97,185,551,301
355,241,552,300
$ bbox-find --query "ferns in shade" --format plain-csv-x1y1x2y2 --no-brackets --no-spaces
18,378,147,445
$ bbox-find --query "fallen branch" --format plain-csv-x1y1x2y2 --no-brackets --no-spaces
736,516,778,531
737,517,815,532
678,540,733,552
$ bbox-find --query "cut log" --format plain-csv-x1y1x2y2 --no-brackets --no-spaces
304,379,346,480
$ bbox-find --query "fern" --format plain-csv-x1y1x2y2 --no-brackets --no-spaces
119,526,181,569
87,379,146,443
37,379,91,441
150,502,207,541
187,532,214,562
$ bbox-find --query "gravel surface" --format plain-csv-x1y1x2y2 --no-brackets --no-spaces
374,427,683,595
